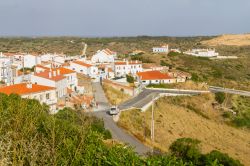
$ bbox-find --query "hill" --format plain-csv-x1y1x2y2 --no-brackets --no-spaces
118,94,250,166
202,34,250,46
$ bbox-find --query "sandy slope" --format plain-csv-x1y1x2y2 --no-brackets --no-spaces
118,97,250,165
202,34,250,46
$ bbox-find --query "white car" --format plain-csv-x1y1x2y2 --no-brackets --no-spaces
109,106,119,115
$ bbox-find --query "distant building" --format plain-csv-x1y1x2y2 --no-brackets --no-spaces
184,49,219,57
91,49,117,63
152,45,169,53
0,83,57,113
137,70,175,85
113,60,143,77
170,48,181,53
142,63,169,72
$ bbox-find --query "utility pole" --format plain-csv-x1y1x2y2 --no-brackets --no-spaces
151,95,155,153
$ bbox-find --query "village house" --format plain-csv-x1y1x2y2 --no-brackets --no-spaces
0,83,57,113
184,49,219,57
35,65,78,91
31,69,67,98
97,64,115,80
91,49,117,64
137,70,175,85
152,45,169,53
69,60,98,78
113,60,143,77
23,53,41,68
168,70,192,83
0,55,18,85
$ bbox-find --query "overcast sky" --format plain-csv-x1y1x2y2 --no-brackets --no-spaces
0,0,250,37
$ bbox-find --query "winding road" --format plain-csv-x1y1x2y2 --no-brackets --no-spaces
90,82,250,156
92,82,151,155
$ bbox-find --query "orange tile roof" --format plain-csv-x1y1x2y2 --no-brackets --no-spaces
57,67,75,75
73,61,92,67
35,70,65,81
35,65,75,75
115,61,142,65
0,83,55,95
137,71,173,80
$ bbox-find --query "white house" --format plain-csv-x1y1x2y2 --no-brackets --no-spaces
184,49,219,57
113,60,143,77
34,65,78,91
0,83,57,113
23,54,41,68
40,53,66,66
70,61,98,78
31,70,67,98
152,45,169,53
91,49,117,63
0,56,18,85
137,70,175,85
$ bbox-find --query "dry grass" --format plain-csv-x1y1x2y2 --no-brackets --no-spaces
202,34,250,46
118,94,250,165
102,84,131,105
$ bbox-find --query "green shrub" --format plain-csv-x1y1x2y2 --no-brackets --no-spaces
191,73,199,82
126,74,135,83
169,138,202,165
215,92,225,104
203,150,243,166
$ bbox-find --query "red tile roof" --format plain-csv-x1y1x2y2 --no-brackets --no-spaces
72,61,92,67
103,48,115,56
0,83,55,95
137,71,173,80
35,65,75,75
34,70,65,81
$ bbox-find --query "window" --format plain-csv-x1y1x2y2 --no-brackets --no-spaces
46,93,50,99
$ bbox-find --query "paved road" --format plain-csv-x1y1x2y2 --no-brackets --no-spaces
209,86,250,97
91,82,150,155
92,82,110,111
119,88,205,110
93,110,151,155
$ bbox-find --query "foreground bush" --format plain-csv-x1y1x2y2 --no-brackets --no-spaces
0,94,243,165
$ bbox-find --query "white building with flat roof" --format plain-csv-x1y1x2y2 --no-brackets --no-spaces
184,49,219,57
113,60,143,77
152,45,169,53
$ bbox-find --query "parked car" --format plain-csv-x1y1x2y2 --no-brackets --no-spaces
109,106,119,115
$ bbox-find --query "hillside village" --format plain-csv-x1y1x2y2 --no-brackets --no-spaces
0,44,211,113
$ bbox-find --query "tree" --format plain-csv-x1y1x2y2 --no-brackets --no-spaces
126,75,135,83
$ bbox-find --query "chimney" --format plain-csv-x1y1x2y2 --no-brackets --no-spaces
57,69,60,75
53,70,57,76
49,71,52,78
26,83,32,89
